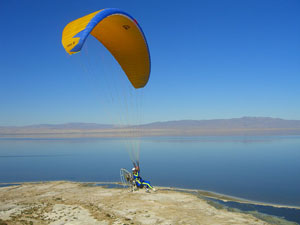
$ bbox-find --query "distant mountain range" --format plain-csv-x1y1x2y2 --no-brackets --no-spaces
11,123,115,130
138,117,300,129
1,117,300,138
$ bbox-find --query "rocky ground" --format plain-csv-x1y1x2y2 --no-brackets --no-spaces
0,181,274,225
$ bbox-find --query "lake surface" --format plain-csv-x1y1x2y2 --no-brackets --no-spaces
1,136,300,207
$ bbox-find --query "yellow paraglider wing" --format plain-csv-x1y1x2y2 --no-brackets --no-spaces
62,8,150,88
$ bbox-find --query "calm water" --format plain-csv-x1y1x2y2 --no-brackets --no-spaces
1,136,300,207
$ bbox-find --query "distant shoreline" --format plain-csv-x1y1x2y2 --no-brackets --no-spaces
1,128,300,139
2,117,300,138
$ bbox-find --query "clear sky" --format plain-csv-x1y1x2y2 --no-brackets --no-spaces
0,0,299,126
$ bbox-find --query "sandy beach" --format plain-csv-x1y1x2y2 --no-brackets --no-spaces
0,181,292,225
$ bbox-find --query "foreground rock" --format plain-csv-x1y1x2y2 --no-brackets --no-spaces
0,181,270,225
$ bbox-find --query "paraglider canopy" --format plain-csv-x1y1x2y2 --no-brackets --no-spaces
61,8,151,89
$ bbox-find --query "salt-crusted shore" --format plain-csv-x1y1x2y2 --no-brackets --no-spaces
0,181,292,225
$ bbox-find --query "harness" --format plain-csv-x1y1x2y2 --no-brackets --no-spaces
133,171,143,187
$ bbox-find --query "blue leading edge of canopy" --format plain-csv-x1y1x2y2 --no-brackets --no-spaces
70,8,151,80
70,8,148,53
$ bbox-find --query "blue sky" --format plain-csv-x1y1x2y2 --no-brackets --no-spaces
0,0,299,126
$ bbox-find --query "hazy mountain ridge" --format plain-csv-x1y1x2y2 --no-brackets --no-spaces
22,123,114,130
2,117,300,130
139,117,300,129
0,123,114,130
1,117,300,138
